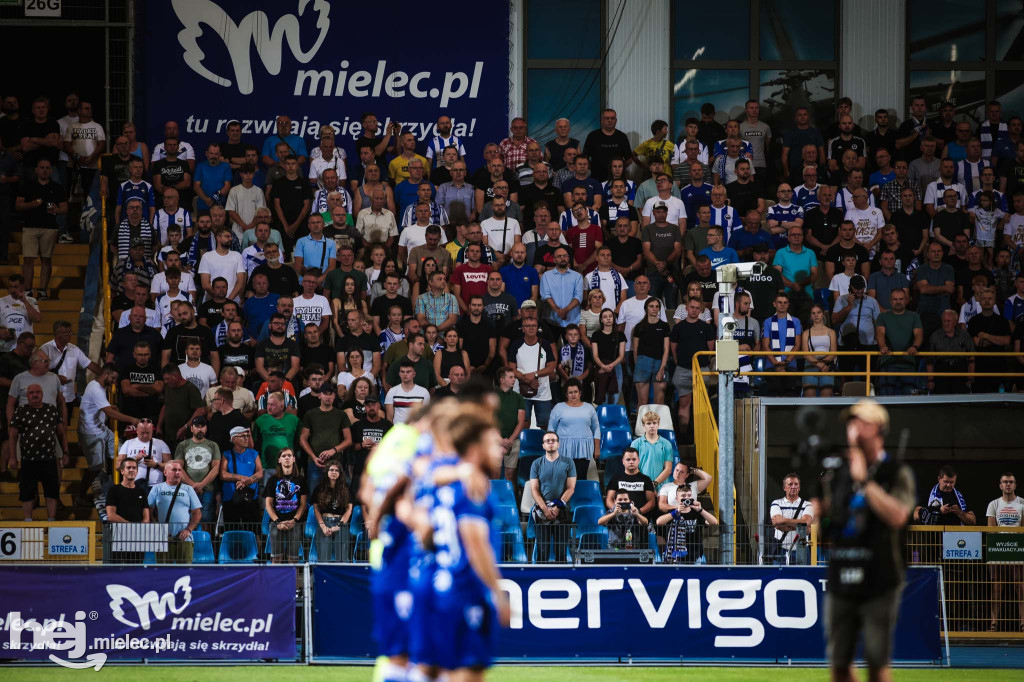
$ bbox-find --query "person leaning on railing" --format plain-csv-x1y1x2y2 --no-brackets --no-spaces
985,471,1024,632
147,460,202,565
105,458,150,564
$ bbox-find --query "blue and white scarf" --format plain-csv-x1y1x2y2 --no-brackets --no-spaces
587,269,625,304
955,158,991,194
922,484,967,525
559,342,586,377
768,314,796,363
979,120,1008,160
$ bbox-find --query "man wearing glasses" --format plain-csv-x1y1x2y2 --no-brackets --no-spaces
436,159,474,222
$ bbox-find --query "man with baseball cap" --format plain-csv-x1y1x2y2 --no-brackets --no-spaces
350,393,391,494
833,273,881,386
818,399,915,682
172,414,221,522
220,425,262,523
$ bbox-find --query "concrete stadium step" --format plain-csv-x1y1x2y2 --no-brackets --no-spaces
0,265,85,278
0,482,81,495
18,254,90,267
0,507,98,520
0,493,74,506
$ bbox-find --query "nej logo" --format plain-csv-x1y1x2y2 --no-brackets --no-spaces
499,577,820,648
171,0,485,108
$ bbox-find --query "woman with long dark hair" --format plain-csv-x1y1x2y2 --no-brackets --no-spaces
341,376,374,424
312,460,352,562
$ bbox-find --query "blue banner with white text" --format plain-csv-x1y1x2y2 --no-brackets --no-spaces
0,566,296,664
139,0,510,162
313,565,943,662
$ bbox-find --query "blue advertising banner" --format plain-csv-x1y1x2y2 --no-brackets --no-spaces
313,565,943,663
139,1,510,162
0,566,296,666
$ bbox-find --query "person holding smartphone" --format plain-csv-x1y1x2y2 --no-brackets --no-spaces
599,490,649,549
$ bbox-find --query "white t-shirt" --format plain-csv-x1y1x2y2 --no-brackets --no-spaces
1004,213,1024,248
398,224,447,252
384,384,431,424
179,361,218,396
769,496,814,550
118,307,162,331
79,380,111,436
586,269,625,309
225,184,267,230
198,249,246,302
151,270,197,297
64,120,105,167
829,272,853,298
617,296,666,351
844,206,885,248
658,481,690,508
480,216,522,254
642,195,688,225
118,436,171,486
155,291,192,336
986,496,1024,526
511,339,553,401
0,294,36,351
40,340,92,403
308,153,347,184
294,293,332,328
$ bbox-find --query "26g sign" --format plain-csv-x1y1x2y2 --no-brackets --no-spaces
0,528,22,560
25,0,62,18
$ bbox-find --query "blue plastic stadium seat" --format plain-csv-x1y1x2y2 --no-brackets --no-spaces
218,530,259,563
305,511,318,539
490,479,516,510
519,429,545,457
600,428,633,461
308,541,319,564
597,404,629,430
191,529,215,564
350,505,368,561
570,480,603,510
658,429,677,448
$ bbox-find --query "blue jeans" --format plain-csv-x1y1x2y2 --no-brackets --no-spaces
525,398,553,430
199,489,218,523
646,271,678,309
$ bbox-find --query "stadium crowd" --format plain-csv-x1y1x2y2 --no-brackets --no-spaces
0,93,1023,565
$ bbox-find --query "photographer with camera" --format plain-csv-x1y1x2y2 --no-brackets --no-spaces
818,399,915,682
656,485,716,563
600,490,649,550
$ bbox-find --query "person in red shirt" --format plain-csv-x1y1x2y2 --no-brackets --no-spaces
567,202,603,274
450,242,491,314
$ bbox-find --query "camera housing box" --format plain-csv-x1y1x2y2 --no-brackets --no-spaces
716,338,740,372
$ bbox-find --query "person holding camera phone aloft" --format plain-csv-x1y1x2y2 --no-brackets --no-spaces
656,484,717,563
817,399,915,682
600,490,649,550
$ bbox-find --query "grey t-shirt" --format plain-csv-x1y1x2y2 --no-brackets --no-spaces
833,294,882,346
640,223,682,271
867,270,910,311
914,263,956,316
530,455,576,504
9,371,62,407
739,120,772,168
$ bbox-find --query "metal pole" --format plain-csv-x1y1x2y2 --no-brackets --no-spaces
718,368,734,565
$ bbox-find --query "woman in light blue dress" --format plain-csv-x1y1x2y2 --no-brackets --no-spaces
548,378,600,481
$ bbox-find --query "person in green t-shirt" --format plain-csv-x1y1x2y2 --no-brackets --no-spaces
629,411,675,486
253,391,301,476
496,366,527,483
299,386,352,491
875,289,923,395
323,245,367,298
172,415,222,521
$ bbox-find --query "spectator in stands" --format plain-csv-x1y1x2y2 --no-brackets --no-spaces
312,460,352,562
632,295,671,410
78,363,138,503
219,426,262,524
105,459,150,560
115,158,155,226
657,484,717,564
915,464,975,525
926,309,975,394
604,447,655,512
7,349,64,427
657,461,713,511
799,303,838,398
782,107,825,182
985,472,1024,631
253,391,301,481
158,363,206,448
385,359,431,425
833,275,880,382
9,382,65,521
263,450,307,563
631,411,674,487
509,317,556,429
300,384,351,491
914,242,956,342
548,378,599,482
761,292,802,396
207,383,249,451
172,415,220,522
16,158,67,299
116,417,170,488
0,275,41,352
111,237,159,298
967,287,1012,393
433,327,470,388
148,460,202,564
769,473,814,565
876,289,923,395
494,366,526,483
583,109,632,183
529,431,576,562
349,393,391,489
600,490,650,550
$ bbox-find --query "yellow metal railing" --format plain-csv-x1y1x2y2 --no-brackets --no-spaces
0,521,99,564
907,525,1024,637
100,195,120,478
690,354,720,511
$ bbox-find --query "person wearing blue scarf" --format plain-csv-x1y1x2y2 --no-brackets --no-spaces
913,465,975,525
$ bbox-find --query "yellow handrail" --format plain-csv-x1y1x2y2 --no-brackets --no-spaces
100,194,119,479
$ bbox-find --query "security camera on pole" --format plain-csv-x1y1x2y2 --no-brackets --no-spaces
714,261,766,565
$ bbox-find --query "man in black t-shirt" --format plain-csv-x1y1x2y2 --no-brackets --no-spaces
19,97,61,172
250,242,300,298
725,160,762,218
255,313,301,383
608,216,644,285
670,298,716,442
350,396,392,495
162,302,217,367
824,220,870,280
600,490,650,549
269,156,313,252
117,340,163,423
218,321,256,379
604,447,656,514
334,309,382,377
743,245,785,322
300,324,335,378
455,296,496,373
368,275,413,330
582,110,632,182
106,459,150,522
682,257,718,304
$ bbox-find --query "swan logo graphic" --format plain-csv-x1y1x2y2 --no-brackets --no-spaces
171,0,331,95
106,576,193,630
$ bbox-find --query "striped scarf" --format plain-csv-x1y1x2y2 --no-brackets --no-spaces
956,158,991,194
559,342,586,377
587,269,625,303
768,314,796,363
979,120,1008,159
